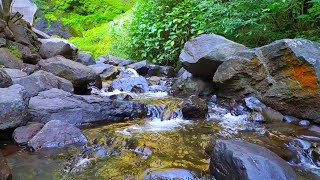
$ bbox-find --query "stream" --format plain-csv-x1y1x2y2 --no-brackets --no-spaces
1,76,320,180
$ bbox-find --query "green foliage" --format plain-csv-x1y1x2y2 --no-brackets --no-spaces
130,0,320,65
9,47,23,59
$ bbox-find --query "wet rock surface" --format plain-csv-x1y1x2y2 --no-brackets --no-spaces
181,95,208,119
0,152,12,180
110,77,150,93
76,52,96,66
28,120,88,150
210,139,298,180
28,88,147,124
0,85,29,130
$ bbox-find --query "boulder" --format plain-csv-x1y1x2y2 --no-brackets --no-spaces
13,122,44,145
0,85,29,130
28,89,147,124
13,70,73,97
76,52,96,66
28,120,88,150
0,152,12,180
181,95,208,119
8,22,31,45
147,64,175,77
180,34,248,79
262,108,284,121
127,60,149,76
213,38,320,123
3,68,27,79
0,68,13,88
89,63,119,81
22,64,39,75
7,40,40,64
210,140,298,180
38,56,100,94
110,77,150,93
39,38,77,59
173,69,213,96
32,28,51,39
118,67,139,78
0,48,24,69
102,55,134,66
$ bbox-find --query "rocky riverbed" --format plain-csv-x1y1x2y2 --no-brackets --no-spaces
0,14,320,179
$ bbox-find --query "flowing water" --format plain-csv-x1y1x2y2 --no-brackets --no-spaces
1,79,320,180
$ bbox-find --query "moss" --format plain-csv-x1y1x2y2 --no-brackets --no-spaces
9,47,23,59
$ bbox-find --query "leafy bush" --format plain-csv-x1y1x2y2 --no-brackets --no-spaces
130,0,320,65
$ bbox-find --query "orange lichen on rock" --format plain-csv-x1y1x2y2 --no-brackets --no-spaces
288,65,318,92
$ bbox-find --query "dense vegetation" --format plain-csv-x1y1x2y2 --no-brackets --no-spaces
35,0,320,65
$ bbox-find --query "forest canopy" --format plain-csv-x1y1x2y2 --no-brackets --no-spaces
35,0,320,65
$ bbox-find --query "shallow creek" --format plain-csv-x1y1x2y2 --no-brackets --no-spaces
1,90,320,179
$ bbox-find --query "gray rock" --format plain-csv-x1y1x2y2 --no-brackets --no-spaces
7,40,40,64
28,88,147,124
181,95,208,119
39,38,77,59
38,56,100,94
110,77,150,93
102,55,134,66
0,85,29,130
210,140,298,180
245,97,267,112
299,120,310,127
0,38,6,47
32,28,51,39
250,112,265,122
28,120,88,150
180,34,248,79
213,38,320,123
283,116,300,124
144,169,197,180
0,152,12,180
89,63,119,81
262,108,284,121
127,60,149,76
13,70,73,97
76,52,96,66
22,64,40,75
9,22,31,45
0,68,13,88
0,48,24,69
309,126,320,134
3,68,27,79
118,67,139,78
13,122,44,145
147,64,175,77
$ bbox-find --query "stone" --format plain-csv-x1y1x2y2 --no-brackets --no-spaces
22,64,39,75
118,67,139,78
110,77,150,93
102,55,134,66
7,40,40,64
180,34,248,79
28,88,147,124
262,108,284,121
13,122,44,145
213,38,320,123
147,64,175,77
0,85,29,130
250,112,265,122
299,120,310,127
0,152,12,180
127,60,149,76
173,69,214,96
245,97,267,112
39,38,77,59
0,48,24,69
210,139,298,180
28,120,88,150
181,95,208,119
8,22,31,45
76,52,96,66
309,126,320,134
0,68,13,88
3,68,27,79
283,116,300,124
32,28,51,39
38,56,100,94
13,70,73,97
89,63,119,81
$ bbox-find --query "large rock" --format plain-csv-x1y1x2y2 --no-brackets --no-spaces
110,77,150,93
3,68,27,79
13,70,73,97
13,122,44,145
0,85,29,130
89,63,119,81
28,120,88,150
38,56,100,94
29,89,147,124
76,52,96,66
210,140,298,180
102,55,134,66
0,68,13,88
0,152,12,180
147,64,175,77
127,60,149,76
39,38,77,59
0,48,24,69
7,40,40,64
180,34,248,79
213,39,320,122
181,95,208,119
